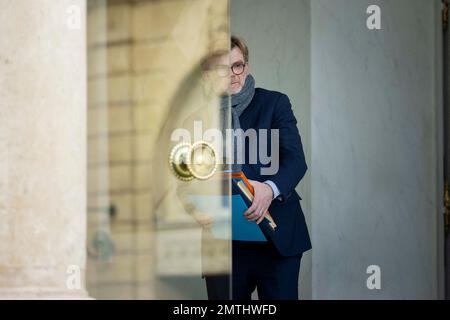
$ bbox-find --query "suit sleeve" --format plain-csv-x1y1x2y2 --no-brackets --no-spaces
268,93,307,202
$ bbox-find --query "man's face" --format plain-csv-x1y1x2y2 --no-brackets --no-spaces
229,47,249,95
203,47,250,96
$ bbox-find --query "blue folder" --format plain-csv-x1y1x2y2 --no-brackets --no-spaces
231,194,267,242
186,193,267,241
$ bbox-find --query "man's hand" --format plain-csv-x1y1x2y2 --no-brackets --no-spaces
244,180,273,224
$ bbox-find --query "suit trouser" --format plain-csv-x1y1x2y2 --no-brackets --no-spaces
205,241,302,300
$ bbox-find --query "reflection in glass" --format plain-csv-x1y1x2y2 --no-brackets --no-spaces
87,0,231,299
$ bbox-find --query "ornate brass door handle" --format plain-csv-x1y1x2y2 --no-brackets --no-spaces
169,141,218,181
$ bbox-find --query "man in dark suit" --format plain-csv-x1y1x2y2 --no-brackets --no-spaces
202,36,311,300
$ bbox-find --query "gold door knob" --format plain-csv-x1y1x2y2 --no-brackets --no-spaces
169,141,218,181
187,141,218,180
169,143,194,181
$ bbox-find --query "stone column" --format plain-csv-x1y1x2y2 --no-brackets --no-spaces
0,0,90,299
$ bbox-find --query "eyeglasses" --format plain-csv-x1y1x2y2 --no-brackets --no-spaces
210,62,247,77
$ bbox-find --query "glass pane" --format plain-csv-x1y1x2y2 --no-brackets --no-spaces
86,0,231,300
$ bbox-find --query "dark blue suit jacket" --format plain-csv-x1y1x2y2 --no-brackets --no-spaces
239,88,312,257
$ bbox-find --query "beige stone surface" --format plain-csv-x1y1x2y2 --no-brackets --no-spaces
87,0,107,46
88,45,130,77
133,133,155,161
0,0,89,299
108,135,133,163
109,164,132,191
134,191,153,223
87,166,109,194
88,136,109,165
108,75,133,103
106,3,131,43
108,106,132,133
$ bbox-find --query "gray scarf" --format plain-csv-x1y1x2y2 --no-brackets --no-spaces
220,74,255,170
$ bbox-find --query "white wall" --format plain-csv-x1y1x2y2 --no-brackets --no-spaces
311,0,443,299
